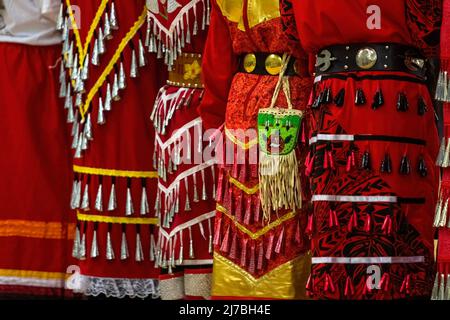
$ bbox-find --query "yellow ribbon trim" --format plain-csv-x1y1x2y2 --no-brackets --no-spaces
229,176,259,194
77,212,158,225
81,7,147,117
225,128,259,149
66,0,109,66
73,165,158,179
0,220,75,240
0,269,69,280
216,204,297,240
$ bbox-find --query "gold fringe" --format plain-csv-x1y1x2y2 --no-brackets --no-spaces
259,152,302,222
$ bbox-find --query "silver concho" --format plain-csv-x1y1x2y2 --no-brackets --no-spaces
356,47,378,70
315,49,337,72
405,56,425,72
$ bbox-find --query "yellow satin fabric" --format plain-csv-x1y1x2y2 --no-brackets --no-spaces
216,0,280,31
212,252,312,299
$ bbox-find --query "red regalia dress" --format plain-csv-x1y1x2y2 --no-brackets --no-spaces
433,0,450,300
290,0,441,299
0,0,74,297
58,0,166,298
145,0,215,300
198,0,312,300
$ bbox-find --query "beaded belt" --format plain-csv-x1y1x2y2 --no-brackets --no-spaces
238,53,306,76
167,52,203,88
314,43,427,79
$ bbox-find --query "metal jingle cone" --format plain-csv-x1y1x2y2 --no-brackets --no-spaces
145,21,151,47
105,81,112,111
75,92,83,107
91,39,100,66
186,21,191,44
125,187,134,216
361,150,371,170
118,61,126,90
71,121,79,149
106,229,115,260
354,88,366,106
94,183,103,211
56,3,64,31
71,53,79,81
72,225,81,259
66,40,74,68
380,153,392,174
67,101,75,123
397,93,409,112
81,53,90,80
62,17,69,42
84,113,93,140
130,49,139,78
81,183,90,210
59,61,66,84
81,130,89,151
372,89,384,110
64,82,72,109
90,228,99,258
108,182,117,211
70,179,81,209
112,72,120,101
188,227,195,259
140,186,149,215
79,230,86,260
110,2,119,30
149,233,156,261
139,39,147,68
74,132,83,158
399,154,411,175
75,75,85,94
201,169,208,201
97,95,105,125
104,13,112,40
184,178,191,211
63,37,69,56
418,97,428,116
98,28,106,54
135,231,144,262
418,156,428,177
120,229,129,260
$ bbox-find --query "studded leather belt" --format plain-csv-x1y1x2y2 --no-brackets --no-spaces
314,43,427,79
238,53,307,76
167,52,203,88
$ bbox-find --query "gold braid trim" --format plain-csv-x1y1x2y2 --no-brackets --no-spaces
73,165,158,179
77,212,158,225
216,204,296,239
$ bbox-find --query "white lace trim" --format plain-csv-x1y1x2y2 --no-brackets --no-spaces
71,275,160,299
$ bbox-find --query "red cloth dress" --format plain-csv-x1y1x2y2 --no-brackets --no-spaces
198,0,312,300
146,0,215,300
290,0,441,299
60,0,166,298
0,1,74,297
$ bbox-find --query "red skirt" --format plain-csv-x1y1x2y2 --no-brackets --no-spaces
0,42,74,297
152,85,215,300
306,71,439,299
